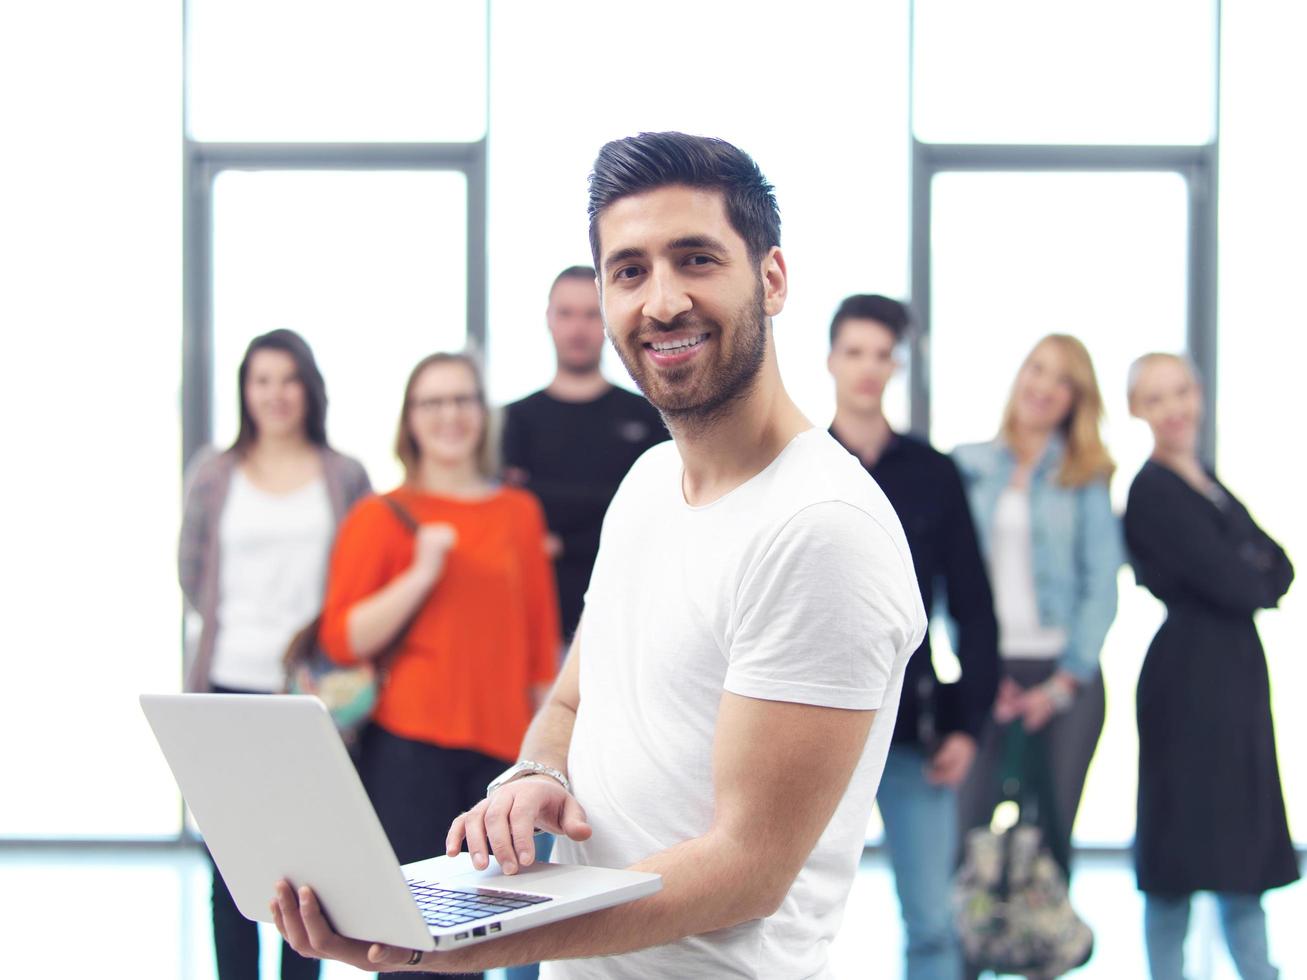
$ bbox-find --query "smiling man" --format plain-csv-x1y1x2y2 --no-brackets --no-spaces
274,132,926,978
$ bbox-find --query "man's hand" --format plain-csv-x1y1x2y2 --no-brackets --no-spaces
925,732,977,787
271,881,440,973
447,775,592,875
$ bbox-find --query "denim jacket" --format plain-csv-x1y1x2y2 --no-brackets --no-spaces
952,436,1123,680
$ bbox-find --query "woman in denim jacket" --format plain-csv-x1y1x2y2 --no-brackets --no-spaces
954,334,1123,881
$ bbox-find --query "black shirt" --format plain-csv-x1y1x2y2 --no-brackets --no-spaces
830,428,999,745
503,386,669,638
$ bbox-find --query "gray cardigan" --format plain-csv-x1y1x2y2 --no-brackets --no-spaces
178,446,372,692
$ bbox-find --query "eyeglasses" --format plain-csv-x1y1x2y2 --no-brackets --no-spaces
411,394,482,413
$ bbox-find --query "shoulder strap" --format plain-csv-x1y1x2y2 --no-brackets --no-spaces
999,721,1071,876
371,495,422,672
381,494,419,533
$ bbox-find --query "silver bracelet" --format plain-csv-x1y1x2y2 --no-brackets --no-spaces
1043,679,1075,714
486,760,572,797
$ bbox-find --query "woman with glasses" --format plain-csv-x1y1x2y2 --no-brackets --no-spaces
1125,353,1296,980
318,353,560,966
179,328,372,980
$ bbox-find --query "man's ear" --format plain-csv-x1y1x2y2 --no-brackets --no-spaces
760,247,787,318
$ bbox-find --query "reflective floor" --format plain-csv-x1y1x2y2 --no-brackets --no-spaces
1,845,1301,978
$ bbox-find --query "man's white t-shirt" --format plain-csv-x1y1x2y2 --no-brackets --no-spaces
547,428,927,980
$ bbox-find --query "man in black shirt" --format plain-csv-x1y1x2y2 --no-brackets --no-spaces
828,294,998,980
502,265,668,642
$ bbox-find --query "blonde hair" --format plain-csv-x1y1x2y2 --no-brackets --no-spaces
1126,351,1200,412
394,352,493,480
1001,334,1115,488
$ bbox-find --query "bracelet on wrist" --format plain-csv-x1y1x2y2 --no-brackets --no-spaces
1043,679,1075,713
486,760,572,797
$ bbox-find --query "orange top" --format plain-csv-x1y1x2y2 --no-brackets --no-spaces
320,486,561,763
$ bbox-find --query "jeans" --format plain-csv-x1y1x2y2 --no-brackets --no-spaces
504,834,555,980
878,743,963,980
1144,892,1279,980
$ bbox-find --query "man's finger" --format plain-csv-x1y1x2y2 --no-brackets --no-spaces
274,881,312,954
297,886,334,950
367,942,419,967
485,797,519,874
509,797,539,866
464,804,492,871
446,811,467,857
560,795,593,841
271,901,287,942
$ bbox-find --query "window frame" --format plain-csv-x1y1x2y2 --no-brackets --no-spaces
181,140,488,468
908,141,1220,461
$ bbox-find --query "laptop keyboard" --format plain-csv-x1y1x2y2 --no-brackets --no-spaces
407,879,552,930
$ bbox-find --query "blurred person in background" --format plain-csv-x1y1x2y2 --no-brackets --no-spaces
827,293,998,980
953,335,1122,906
1124,353,1296,980
499,267,666,980
317,352,560,980
178,328,372,980
502,265,667,643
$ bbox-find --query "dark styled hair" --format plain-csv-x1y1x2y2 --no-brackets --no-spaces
587,132,781,267
829,294,912,347
550,265,597,298
233,328,328,452
394,351,492,480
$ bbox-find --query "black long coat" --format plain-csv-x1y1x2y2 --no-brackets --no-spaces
1124,461,1298,894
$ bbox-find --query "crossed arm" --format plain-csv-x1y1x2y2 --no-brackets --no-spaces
272,635,878,973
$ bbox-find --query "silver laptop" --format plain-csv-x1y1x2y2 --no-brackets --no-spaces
140,693,660,952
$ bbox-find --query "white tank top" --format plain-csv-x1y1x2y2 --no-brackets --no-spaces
989,486,1067,659
211,471,333,691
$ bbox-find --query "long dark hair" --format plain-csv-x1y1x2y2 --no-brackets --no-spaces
232,329,329,452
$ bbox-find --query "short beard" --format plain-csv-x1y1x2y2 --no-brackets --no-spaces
557,354,603,376
615,282,769,433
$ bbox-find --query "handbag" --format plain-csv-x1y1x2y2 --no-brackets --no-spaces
952,722,1093,978
284,495,421,738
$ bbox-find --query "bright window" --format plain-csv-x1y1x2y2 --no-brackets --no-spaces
913,0,1217,145
486,0,912,430
1219,1,1307,843
187,0,487,143
0,0,182,836
928,170,1190,845
211,170,469,491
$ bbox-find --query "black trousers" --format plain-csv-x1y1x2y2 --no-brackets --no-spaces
207,683,321,980
358,723,509,980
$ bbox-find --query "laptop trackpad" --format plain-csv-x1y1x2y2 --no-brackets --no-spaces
402,853,597,896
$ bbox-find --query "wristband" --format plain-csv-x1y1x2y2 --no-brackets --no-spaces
486,760,572,797
1043,679,1075,714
